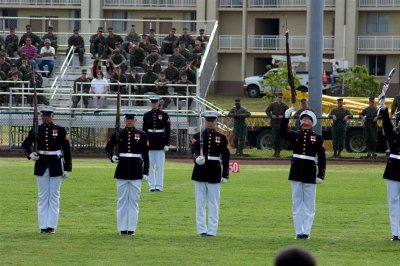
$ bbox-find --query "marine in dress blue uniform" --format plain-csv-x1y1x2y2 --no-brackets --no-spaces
22,106,72,234
105,111,149,235
280,109,326,239
379,103,400,241
142,96,171,192
191,112,230,237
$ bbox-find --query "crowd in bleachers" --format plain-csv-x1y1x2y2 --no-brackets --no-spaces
0,24,209,109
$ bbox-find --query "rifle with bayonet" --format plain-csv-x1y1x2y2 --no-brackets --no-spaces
115,84,121,152
285,25,297,104
32,70,38,152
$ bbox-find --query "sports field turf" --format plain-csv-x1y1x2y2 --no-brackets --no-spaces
0,158,398,265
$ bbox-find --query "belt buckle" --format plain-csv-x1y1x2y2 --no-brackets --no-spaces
44,151,49,155
152,129,157,133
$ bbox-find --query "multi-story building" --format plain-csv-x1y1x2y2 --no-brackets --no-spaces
1,0,399,95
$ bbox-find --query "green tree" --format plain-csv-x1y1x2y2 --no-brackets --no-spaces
259,64,301,100
334,65,380,97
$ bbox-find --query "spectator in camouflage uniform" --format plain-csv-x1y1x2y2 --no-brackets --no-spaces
104,27,124,59
72,69,91,109
129,42,146,69
125,67,141,95
0,53,11,75
40,25,58,53
148,29,158,47
110,67,127,94
229,99,251,156
328,98,353,158
161,28,178,55
195,29,209,49
90,27,106,59
141,66,158,93
19,25,41,48
143,48,162,74
5,28,19,57
180,58,197,84
178,41,192,61
123,25,141,54
110,48,127,73
164,60,180,83
25,70,49,106
19,58,32,80
154,71,171,109
176,28,195,49
265,93,289,157
173,72,193,109
170,47,186,69
7,63,23,80
361,97,379,158
139,34,152,54
4,72,23,105
67,29,85,66
391,94,400,127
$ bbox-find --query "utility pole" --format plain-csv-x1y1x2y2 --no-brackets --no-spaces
308,0,324,134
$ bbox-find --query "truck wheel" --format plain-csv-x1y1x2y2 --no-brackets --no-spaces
247,85,260,98
345,130,367,153
256,130,273,150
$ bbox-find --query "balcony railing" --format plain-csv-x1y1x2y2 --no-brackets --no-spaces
1,0,81,5
219,35,335,50
219,0,335,8
219,35,242,49
358,0,400,7
358,36,400,51
104,0,197,7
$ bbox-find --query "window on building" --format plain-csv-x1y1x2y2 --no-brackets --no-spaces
112,11,128,32
0,9,18,30
183,12,196,32
366,12,388,33
368,55,386,76
70,10,81,31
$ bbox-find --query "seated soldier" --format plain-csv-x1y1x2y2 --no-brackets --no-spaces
173,72,193,109
110,48,127,73
154,71,171,109
72,69,92,109
5,28,19,57
143,48,161,74
125,67,141,95
110,67,127,94
141,66,158,94
25,71,49,106
128,42,146,69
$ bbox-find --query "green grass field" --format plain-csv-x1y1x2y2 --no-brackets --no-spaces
0,158,398,265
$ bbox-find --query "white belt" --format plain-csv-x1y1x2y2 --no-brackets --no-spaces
293,154,316,162
37,150,62,156
207,156,221,161
148,129,164,133
119,153,142,158
389,154,400,160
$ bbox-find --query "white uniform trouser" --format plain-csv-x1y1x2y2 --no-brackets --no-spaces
194,181,221,236
148,150,165,191
386,180,400,237
36,168,62,230
291,181,316,236
116,179,142,232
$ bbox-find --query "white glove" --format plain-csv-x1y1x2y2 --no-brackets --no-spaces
284,107,295,118
195,156,205,165
62,171,69,179
220,177,228,184
112,155,119,163
29,152,40,161
316,177,323,184
142,175,148,181
164,146,169,152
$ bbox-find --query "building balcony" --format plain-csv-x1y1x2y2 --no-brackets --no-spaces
219,35,334,51
103,0,196,8
358,36,400,52
358,0,400,8
0,0,81,5
219,0,335,8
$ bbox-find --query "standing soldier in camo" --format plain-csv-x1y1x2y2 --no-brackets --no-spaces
329,98,353,158
72,69,92,109
361,97,379,158
228,99,251,156
142,95,171,192
265,93,289,157
22,106,72,234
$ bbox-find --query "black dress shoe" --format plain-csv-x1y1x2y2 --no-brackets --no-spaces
120,231,128,235
40,228,48,233
303,234,310,239
127,231,135,236
47,228,55,234
391,235,399,241
150,189,155,192
206,234,215,237
199,233,207,237
295,234,303,239
155,189,161,192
